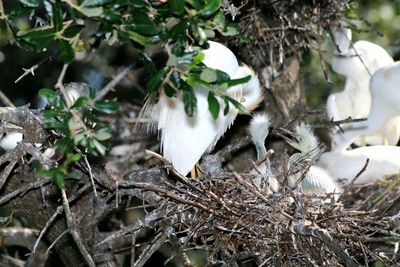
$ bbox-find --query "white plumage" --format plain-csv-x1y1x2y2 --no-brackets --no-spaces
318,145,400,184
333,61,400,150
144,41,263,175
327,27,400,147
281,123,341,196
248,113,279,192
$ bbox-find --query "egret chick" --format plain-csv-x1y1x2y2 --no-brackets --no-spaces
248,113,279,192
281,123,341,197
143,41,263,176
327,27,400,146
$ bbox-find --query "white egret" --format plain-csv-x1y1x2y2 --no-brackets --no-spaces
327,27,400,146
318,145,400,184
333,61,400,150
143,41,263,176
248,112,279,192
280,123,341,196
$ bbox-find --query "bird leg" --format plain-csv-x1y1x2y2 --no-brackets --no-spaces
190,164,202,178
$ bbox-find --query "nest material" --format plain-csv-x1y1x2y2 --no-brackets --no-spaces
231,0,349,69
133,169,400,266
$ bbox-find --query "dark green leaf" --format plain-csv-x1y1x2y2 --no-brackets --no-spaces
170,19,190,40
182,85,197,116
71,96,90,109
94,100,121,114
223,98,229,115
169,0,185,15
147,68,167,93
223,75,251,87
126,30,151,45
164,83,176,97
221,95,249,115
81,0,114,7
18,0,39,7
39,88,57,100
207,92,219,119
52,3,63,32
65,153,82,164
177,51,197,65
20,29,56,51
93,139,107,155
198,0,221,17
53,173,65,189
58,40,75,63
57,137,74,152
63,25,84,38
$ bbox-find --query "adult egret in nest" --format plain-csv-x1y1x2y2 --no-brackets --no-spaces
143,41,263,176
327,27,400,146
333,61,400,151
248,112,279,192
280,123,341,197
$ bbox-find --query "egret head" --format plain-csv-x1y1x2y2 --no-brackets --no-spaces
249,112,270,145
279,123,320,154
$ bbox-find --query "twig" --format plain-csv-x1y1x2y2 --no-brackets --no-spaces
60,188,95,267
336,158,369,203
15,57,51,84
55,64,73,108
32,206,63,253
95,65,132,101
0,90,15,107
134,232,167,267
46,230,68,255
244,149,274,173
83,155,98,197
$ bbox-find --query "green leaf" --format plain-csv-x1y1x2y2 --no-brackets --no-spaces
57,137,74,152
147,68,167,93
94,100,121,114
19,29,56,51
200,68,217,83
182,85,197,117
222,95,249,115
164,83,176,97
223,75,251,87
63,25,84,38
93,139,107,155
53,173,65,189
81,0,114,7
95,128,112,141
58,40,75,63
169,0,185,15
80,7,104,17
65,153,82,165
207,92,219,119
18,0,39,7
52,3,63,32
71,96,90,109
177,51,197,65
126,30,152,45
39,88,57,100
198,0,221,17
189,52,204,68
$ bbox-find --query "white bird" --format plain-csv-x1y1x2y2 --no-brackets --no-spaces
0,131,23,151
318,145,400,184
248,112,279,192
333,61,400,150
327,27,400,146
280,123,341,196
143,41,263,176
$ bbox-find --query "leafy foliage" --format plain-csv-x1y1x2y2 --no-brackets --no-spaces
38,87,120,189
5,0,246,118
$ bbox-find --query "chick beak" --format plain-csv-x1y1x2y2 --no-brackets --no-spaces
277,128,299,145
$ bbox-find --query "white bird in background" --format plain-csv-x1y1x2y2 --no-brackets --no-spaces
327,27,400,146
143,41,263,176
333,61,400,151
248,112,279,192
280,123,341,197
318,145,400,184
